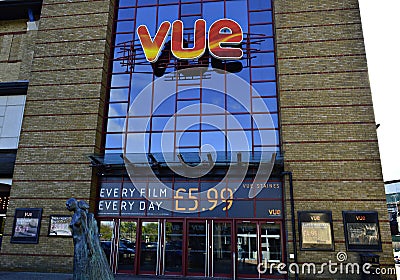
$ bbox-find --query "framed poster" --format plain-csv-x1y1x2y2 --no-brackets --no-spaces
11,208,42,244
343,211,382,251
298,211,334,251
48,215,72,237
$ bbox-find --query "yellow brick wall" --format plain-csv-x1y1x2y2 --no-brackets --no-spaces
0,0,115,272
275,0,395,278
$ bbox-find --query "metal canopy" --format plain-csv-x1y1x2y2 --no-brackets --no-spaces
88,151,284,177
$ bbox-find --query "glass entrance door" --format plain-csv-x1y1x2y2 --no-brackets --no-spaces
186,220,234,277
117,221,137,272
139,221,160,274
187,221,207,275
237,221,259,276
236,221,283,277
260,222,282,276
212,221,232,277
163,220,184,275
137,220,184,276
103,219,282,278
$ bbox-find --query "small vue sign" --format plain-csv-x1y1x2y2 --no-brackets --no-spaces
137,19,243,62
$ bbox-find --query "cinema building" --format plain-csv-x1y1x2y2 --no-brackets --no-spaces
0,0,395,279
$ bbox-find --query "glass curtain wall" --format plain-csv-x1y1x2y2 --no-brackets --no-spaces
104,0,279,155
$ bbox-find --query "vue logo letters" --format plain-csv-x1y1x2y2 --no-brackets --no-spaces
137,19,243,62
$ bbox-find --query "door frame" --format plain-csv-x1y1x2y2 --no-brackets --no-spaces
185,219,210,277
103,217,286,279
116,218,139,274
235,219,285,279
162,219,185,276
211,219,234,278
137,218,161,275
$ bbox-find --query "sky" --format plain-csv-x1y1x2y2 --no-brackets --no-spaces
358,1,400,189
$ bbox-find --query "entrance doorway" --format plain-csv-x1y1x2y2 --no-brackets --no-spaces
138,220,185,275
236,221,282,277
186,220,233,277
99,218,282,278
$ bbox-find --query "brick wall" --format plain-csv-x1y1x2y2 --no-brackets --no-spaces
0,19,37,82
0,0,115,272
275,0,395,278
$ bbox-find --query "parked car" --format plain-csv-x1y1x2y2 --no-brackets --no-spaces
100,240,135,263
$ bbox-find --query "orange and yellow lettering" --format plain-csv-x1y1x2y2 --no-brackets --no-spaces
171,19,206,60
208,19,243,60
137,21,171,62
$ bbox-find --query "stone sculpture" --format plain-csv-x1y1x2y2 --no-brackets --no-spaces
66,198,114,280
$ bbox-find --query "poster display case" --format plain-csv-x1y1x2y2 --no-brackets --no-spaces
11,208,42,244
298,211,334,251
48,215,72,237
343,211,382,251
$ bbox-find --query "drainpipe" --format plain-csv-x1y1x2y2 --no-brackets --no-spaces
27,8,38,31
282,171,299,280
28,8,35,22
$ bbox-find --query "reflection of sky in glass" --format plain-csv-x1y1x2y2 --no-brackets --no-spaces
105,0,279,154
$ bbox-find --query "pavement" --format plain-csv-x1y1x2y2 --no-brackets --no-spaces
0,272,235,280
0,272,190,280
2,270,399,280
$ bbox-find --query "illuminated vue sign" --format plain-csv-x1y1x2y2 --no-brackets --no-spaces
137,18,244,76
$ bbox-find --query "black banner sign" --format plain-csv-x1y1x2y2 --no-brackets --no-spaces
343,211,382,251
11,208,42,244
298,211,334,251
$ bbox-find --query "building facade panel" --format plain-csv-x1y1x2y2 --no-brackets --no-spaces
279,89,373,107
23,98,103,115
281,123,378,142
275,8,362,28
279,71,370,90
24,84,105,100
39,13,110,30
274,0,359,13
19,114,102,131
277,39,367,58
33,40,108,57
32,54,106,71
281,106,376,124
278,55,368,74
0,0,115,271
276,0,393,276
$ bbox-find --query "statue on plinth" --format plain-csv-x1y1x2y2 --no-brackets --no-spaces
66,198,114,280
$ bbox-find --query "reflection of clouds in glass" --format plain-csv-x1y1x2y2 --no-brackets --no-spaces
176,116,200,131
202,131,225,151
110,88,128,102
127,117,150,131
108,103,128,117
203,115,224,130
107,118,125,133
110,74,130,87
125,133,149,153
227,130,251,152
